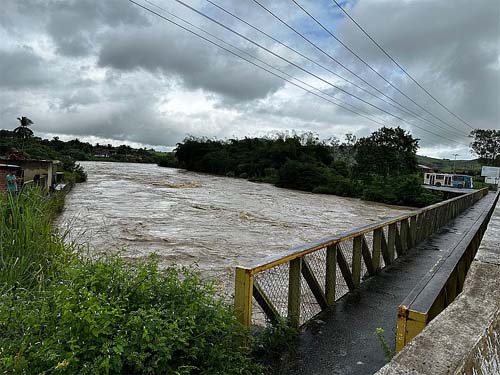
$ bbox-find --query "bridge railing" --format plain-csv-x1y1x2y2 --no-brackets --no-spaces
234,188,489,328
395,191,499,351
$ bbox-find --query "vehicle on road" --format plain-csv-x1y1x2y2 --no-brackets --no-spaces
424,173,473,189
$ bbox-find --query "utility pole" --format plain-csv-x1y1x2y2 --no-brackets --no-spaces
452,153,459,174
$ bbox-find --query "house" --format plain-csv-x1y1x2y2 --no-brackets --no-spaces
9,160,59,191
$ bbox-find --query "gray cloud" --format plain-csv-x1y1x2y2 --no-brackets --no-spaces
97,26,284,101
0,47,52,89
0,0,498,157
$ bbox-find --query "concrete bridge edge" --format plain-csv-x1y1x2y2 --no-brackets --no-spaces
376,207,500,374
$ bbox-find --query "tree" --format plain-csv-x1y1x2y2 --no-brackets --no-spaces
354,127,419,178
14,116,34,140
470,129,500,166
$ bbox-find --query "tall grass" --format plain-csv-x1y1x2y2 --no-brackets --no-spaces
0,189,71,291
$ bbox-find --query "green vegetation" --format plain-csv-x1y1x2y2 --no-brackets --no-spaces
171,128,441,207
469,129,500,166
0,189,260,374
375,328,394,361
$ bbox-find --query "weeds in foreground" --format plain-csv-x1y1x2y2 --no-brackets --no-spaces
375,327,394,361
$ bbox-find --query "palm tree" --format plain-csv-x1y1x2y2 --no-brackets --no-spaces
14,116,34,150
14,116,34,139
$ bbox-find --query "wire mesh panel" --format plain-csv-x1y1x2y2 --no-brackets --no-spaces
335,261,350,300
363,232,373,278
251,298,268,326
304,248,327,285
300,248,328,324
337,239,354,292
253,262,289,323
299,273,322,325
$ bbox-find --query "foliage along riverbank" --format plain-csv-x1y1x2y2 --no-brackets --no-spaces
157,127,442,207
0,189,266,374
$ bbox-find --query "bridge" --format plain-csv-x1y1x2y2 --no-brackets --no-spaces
234,188,499,374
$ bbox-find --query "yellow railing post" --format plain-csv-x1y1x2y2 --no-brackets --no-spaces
352,236,363,287
372,229,382,271
288,258,302,328
234,267,253,327
325,244,337,306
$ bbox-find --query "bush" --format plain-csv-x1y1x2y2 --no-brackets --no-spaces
155,152,178,168
0,258,258,375
360,175,441,207
276,160,328,192
0,189,259,375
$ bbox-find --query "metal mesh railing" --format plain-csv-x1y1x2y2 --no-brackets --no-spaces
235,188,489,328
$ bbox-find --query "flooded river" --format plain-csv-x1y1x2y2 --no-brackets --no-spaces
58,162,412,289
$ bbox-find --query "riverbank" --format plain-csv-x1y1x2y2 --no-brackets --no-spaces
0,189,260,374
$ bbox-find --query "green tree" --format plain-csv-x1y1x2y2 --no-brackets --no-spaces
14,116,34,140
470,129,500,166
355,127,419,177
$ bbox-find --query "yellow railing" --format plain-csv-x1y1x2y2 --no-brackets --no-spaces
395,191,499,351
234,188,489,328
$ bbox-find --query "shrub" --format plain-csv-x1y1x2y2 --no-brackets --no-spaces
0,257,258,375
276,160,328,192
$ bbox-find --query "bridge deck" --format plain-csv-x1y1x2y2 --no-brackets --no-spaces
277,192,498,375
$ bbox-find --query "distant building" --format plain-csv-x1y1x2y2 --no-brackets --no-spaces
418,164,435,174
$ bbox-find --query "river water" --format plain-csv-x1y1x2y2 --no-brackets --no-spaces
58,162,412,290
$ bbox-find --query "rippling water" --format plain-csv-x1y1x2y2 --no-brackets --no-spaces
58,162,412,289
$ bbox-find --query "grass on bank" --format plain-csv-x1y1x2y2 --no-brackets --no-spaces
0,189,262,374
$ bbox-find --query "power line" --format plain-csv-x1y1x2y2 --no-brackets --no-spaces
127,0,468,147
329,0,475,130
255,0,470,136
204,0,469,138
128,0,387,129
289,0,473,133
165,0,469,145
142,0,382,123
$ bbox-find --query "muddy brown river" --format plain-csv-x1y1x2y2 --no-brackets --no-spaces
58,161,412,290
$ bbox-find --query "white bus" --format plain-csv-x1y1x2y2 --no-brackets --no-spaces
424,173,453,187
424,173,474,189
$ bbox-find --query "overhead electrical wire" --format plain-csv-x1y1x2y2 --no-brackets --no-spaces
142,0,382,123
285,0,471,134
128,0,387,129
203,0,469,138
165,0,469,144
329,0,475,130
127,0,469,147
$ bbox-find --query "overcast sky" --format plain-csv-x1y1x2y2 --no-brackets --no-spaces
1,0,499,158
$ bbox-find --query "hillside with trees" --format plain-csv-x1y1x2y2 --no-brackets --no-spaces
1,117,169,183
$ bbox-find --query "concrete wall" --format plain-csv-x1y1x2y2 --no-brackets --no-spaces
377,203,500,375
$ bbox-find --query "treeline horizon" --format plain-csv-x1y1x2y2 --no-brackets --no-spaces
0,129,160,164
158,127,442,207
